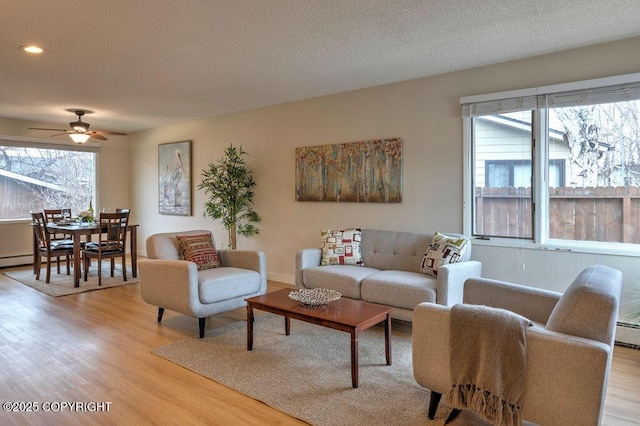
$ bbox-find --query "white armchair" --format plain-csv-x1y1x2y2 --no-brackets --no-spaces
139,230,266,338
412,265,622,426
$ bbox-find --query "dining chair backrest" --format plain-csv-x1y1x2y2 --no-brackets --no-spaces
98,211,130,251
44,209,71,223
31,212,50,249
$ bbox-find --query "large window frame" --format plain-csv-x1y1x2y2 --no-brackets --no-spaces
462,72,640,256
0,135,100,223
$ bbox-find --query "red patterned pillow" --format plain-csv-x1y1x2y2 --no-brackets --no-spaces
320,228,364,266
176,234,220,270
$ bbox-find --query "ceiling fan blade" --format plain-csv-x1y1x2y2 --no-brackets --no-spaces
49,133,69,137
94,130,128,136
90,132,108,141
28,127,68,132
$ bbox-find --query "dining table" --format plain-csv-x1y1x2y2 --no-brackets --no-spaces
33,222,139,288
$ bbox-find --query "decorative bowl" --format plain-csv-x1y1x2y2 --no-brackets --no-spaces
289,288,342,306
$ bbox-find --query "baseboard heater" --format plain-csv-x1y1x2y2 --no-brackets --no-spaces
615,321,639,349
0,254,32,269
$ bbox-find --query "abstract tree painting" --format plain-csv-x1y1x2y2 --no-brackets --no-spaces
295,138,402,202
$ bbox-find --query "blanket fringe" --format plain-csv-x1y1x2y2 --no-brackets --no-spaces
447,384,522,426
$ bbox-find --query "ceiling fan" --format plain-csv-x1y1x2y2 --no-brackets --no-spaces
28,110,127,144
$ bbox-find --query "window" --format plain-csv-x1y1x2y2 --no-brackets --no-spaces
0,140,98,220
485,159,564,188
463,73,640,248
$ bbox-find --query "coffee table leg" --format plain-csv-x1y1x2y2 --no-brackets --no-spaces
246,303,254,351
351,331,359,388
385,313,392,365
285,316,290,335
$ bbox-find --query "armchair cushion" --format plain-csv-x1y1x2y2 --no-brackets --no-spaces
176,233,220,271
198,267,262,304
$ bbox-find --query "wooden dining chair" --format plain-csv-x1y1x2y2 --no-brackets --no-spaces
82,211,130,286
43,208,72,224
42,209,74,273
32,212,75,283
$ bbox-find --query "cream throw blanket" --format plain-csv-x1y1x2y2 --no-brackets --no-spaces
446,304,532,426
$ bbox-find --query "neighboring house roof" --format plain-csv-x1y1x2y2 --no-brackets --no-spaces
479,114,566,142
0,169,65,191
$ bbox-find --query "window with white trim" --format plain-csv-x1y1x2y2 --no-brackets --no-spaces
0,139,98,220
463,73,640,247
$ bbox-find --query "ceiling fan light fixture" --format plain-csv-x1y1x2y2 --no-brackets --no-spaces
70,120,90,132
69,132,90,144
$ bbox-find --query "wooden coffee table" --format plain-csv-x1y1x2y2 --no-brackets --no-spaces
245,288,393,388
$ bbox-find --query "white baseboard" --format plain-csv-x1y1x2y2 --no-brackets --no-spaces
616,322,639,348
267,272,295,286
0,255,32,268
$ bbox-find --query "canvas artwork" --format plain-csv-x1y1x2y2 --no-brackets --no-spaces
295,138,402,202
158,140,192,216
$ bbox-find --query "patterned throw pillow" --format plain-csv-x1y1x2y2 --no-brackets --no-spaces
420,232,468,277
320,228,364,266
176,234,221,271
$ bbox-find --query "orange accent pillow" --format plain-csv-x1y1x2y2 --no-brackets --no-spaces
176,234,220,270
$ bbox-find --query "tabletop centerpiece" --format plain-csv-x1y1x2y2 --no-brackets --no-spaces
289,288,342,306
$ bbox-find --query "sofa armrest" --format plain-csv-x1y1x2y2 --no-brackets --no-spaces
295,248,322,289
435,260,482,306
139,259,200,315
464,278,561,325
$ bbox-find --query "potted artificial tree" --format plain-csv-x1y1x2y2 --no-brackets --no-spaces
198,144,261,249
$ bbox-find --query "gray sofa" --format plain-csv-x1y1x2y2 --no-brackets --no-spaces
295,229,482,321
139,230,267,337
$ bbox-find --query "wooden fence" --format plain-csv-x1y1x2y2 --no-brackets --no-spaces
475,186,640,243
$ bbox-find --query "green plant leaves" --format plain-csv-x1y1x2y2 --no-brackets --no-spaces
198,144,261,249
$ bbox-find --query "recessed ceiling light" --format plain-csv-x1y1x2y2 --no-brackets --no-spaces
22,45,44,54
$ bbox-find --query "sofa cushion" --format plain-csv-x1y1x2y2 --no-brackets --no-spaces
320,228,364,266
362,270,437,310
302,265,378,299
176,233,221,270
198,267,261,304
546,265,622,344
361,229,432,272
420,232,469,277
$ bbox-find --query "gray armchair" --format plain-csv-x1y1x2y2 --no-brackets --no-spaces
412,265,622,426
139,230,266,338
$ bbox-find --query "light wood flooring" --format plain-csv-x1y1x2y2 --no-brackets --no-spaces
1,264,639,425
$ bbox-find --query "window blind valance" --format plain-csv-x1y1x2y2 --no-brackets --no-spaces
461,72,640,117
539,81,640,109
0,136,100,153
461,95,538,117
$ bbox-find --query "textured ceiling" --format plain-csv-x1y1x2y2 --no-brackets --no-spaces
2,0,640,134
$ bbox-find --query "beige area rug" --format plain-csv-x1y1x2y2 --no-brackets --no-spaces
153,313,453,426
3,263,138,297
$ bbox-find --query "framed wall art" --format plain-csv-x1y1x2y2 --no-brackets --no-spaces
295,138,402,202
158,140,192,216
